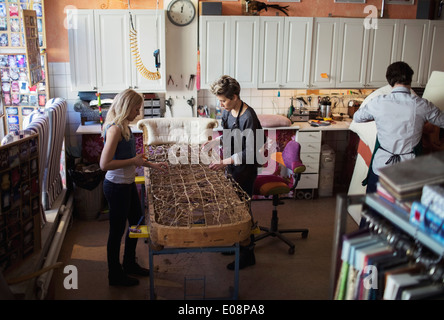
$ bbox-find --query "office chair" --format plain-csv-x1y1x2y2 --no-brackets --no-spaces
253,140,309,254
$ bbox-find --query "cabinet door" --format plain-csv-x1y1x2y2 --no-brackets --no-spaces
425,21,444,82
230,17,259,88
397,20,429,87
258,17,284,88
336,18,369,88
94,10,132,93
130,10,166,92
199,16,230,89
67,10,97,91
365,20,399,87
281,17,313,88
310,18,338,88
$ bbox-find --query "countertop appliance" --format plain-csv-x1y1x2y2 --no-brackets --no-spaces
291,109,310,122
290,97,310,122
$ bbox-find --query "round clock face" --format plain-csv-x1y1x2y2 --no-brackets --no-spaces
167,0,196,27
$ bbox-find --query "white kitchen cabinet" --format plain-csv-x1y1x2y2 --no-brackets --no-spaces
199,16,230,89
365,19,399,88
258,17,285,88
281,17,313,88
397,20,430,87
336,18,369,88
424,21,444,83
310,18,339,88
67,10,97,91
200,16,259,89
336,19,398,88
94,10,132,92
68,9,166,93
230,16,259,88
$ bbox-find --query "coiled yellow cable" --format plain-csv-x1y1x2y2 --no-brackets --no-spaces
129,27,161,80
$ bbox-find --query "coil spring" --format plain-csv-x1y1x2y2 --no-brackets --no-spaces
129,28,161,80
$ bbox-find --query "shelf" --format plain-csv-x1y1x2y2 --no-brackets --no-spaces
365,193,444,257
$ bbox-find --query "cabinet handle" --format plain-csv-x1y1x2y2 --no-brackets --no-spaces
93,87,97,90
134,86,138,89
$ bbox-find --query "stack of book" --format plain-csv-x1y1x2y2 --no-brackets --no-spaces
378,151,444,200
376,151,444,214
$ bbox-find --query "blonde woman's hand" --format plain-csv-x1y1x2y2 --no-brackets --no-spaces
149,161,169,173
134,154,146,167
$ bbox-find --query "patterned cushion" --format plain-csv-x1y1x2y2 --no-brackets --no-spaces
137,118,218,146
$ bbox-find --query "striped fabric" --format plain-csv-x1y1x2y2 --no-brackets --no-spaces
24,110,50,222
42,98,67,210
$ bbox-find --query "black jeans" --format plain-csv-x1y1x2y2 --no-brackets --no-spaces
103,179,143,275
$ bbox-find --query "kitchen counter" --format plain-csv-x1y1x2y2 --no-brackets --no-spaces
76,123,142,134
76,118,352,135
294,119,351,131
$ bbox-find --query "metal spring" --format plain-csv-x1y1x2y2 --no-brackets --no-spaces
129,27,161,80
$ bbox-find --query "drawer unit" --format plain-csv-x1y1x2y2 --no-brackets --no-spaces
144,99,161,118
300,152,321,174
297,130,322,143
301,159,320,174
296,130,322,190
296,173,319,189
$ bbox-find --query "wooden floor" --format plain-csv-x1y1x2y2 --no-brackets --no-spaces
48,196,358,300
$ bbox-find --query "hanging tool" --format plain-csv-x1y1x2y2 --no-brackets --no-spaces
165,96,173,115
154,49,160,69
186,74,195,90
168,75,174,86
128,1,161,80
187,97,195,116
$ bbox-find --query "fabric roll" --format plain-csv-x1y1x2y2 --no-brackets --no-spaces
43,98,67,210
25,110,50,222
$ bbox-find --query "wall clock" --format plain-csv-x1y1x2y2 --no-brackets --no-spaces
167,0,196,27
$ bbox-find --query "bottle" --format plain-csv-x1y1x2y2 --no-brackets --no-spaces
287,98,294,119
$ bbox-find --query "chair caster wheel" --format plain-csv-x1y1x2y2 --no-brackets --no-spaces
288,247,295,254
302,231,308,239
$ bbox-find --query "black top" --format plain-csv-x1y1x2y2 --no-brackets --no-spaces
220,102,264,196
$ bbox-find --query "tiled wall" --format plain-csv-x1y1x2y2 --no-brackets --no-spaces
197,88,371,118
48,62,81,157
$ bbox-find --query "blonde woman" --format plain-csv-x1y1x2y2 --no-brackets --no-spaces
100,89,167,286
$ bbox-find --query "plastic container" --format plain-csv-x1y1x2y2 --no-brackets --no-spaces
318,144,335,197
